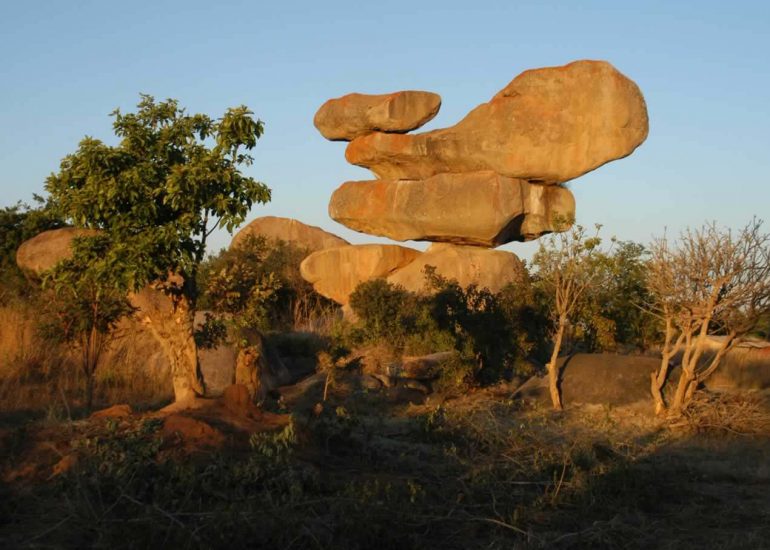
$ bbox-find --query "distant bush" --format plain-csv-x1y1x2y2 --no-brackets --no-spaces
531,239,661,355
347,266,546,385
198,235,339,340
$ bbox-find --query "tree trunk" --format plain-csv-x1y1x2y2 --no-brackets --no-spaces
670,369,693,414
650,371,666,416
130,284,204,404
547,317,566,411
235,346,263,402
650,320,684,416
85,373,95,414
168,303,204,403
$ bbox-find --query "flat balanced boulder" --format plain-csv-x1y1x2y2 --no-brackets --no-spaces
329,171,575,246
314,91,442,141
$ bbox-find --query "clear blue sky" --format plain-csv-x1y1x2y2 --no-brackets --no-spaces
1,0,769,259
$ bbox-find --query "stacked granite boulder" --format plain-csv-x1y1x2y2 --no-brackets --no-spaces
302,60,649,305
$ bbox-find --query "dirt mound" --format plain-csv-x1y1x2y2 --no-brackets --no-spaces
90,404,133,419
517,353,660,406
161,414,226,451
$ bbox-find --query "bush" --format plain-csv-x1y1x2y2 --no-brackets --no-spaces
347,267,546,386
198,235,339,338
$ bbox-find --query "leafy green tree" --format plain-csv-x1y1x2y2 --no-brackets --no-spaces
569,240,657,353
45,96,270,402
349,278,417,344
425,267,527,383
347,268,542,387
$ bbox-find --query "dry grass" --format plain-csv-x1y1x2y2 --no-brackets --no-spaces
0,304,172,417
670,390,770,435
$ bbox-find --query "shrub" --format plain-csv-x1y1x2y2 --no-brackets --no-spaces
198,235,339,339
347,267,546,386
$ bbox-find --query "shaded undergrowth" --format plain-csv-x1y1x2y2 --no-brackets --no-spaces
1,389,769,549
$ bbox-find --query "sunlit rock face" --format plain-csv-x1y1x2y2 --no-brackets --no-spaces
298,242,527,307
230,216,348,253
329,171,575,247
314,91,441,141
15,227,97,276
299,244,421,305
386,243,527,294
345,60,648,185
305,60,647,297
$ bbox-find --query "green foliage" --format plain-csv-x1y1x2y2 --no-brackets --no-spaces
39,234,135,410
587,240,659,350
425,267,542,383
753,312,770,340
533,220,657,354
194,312,228,349
198,235,338,340
347,268,545,386
45,95,270,296
349,278,420,343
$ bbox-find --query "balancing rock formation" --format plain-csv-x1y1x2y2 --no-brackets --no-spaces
302,60,648,305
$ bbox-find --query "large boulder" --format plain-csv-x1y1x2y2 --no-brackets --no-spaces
299,244,421,305
345,60,648,185
230,216,348,253
387,243,526,293
329,171,575,247
15,227,97,276
516,353,661,406
314,91,442,141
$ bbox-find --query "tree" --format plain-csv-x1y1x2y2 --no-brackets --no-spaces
41,234,134,412
45,95,270,402
532,219,605,410
646,219,770,414
573,240,657,353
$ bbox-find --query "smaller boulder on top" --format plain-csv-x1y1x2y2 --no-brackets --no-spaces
314,91,441,141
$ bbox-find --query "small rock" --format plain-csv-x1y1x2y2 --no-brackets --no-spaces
222,384,262,418
361,374,384,390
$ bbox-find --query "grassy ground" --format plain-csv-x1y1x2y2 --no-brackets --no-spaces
1,373,769,549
